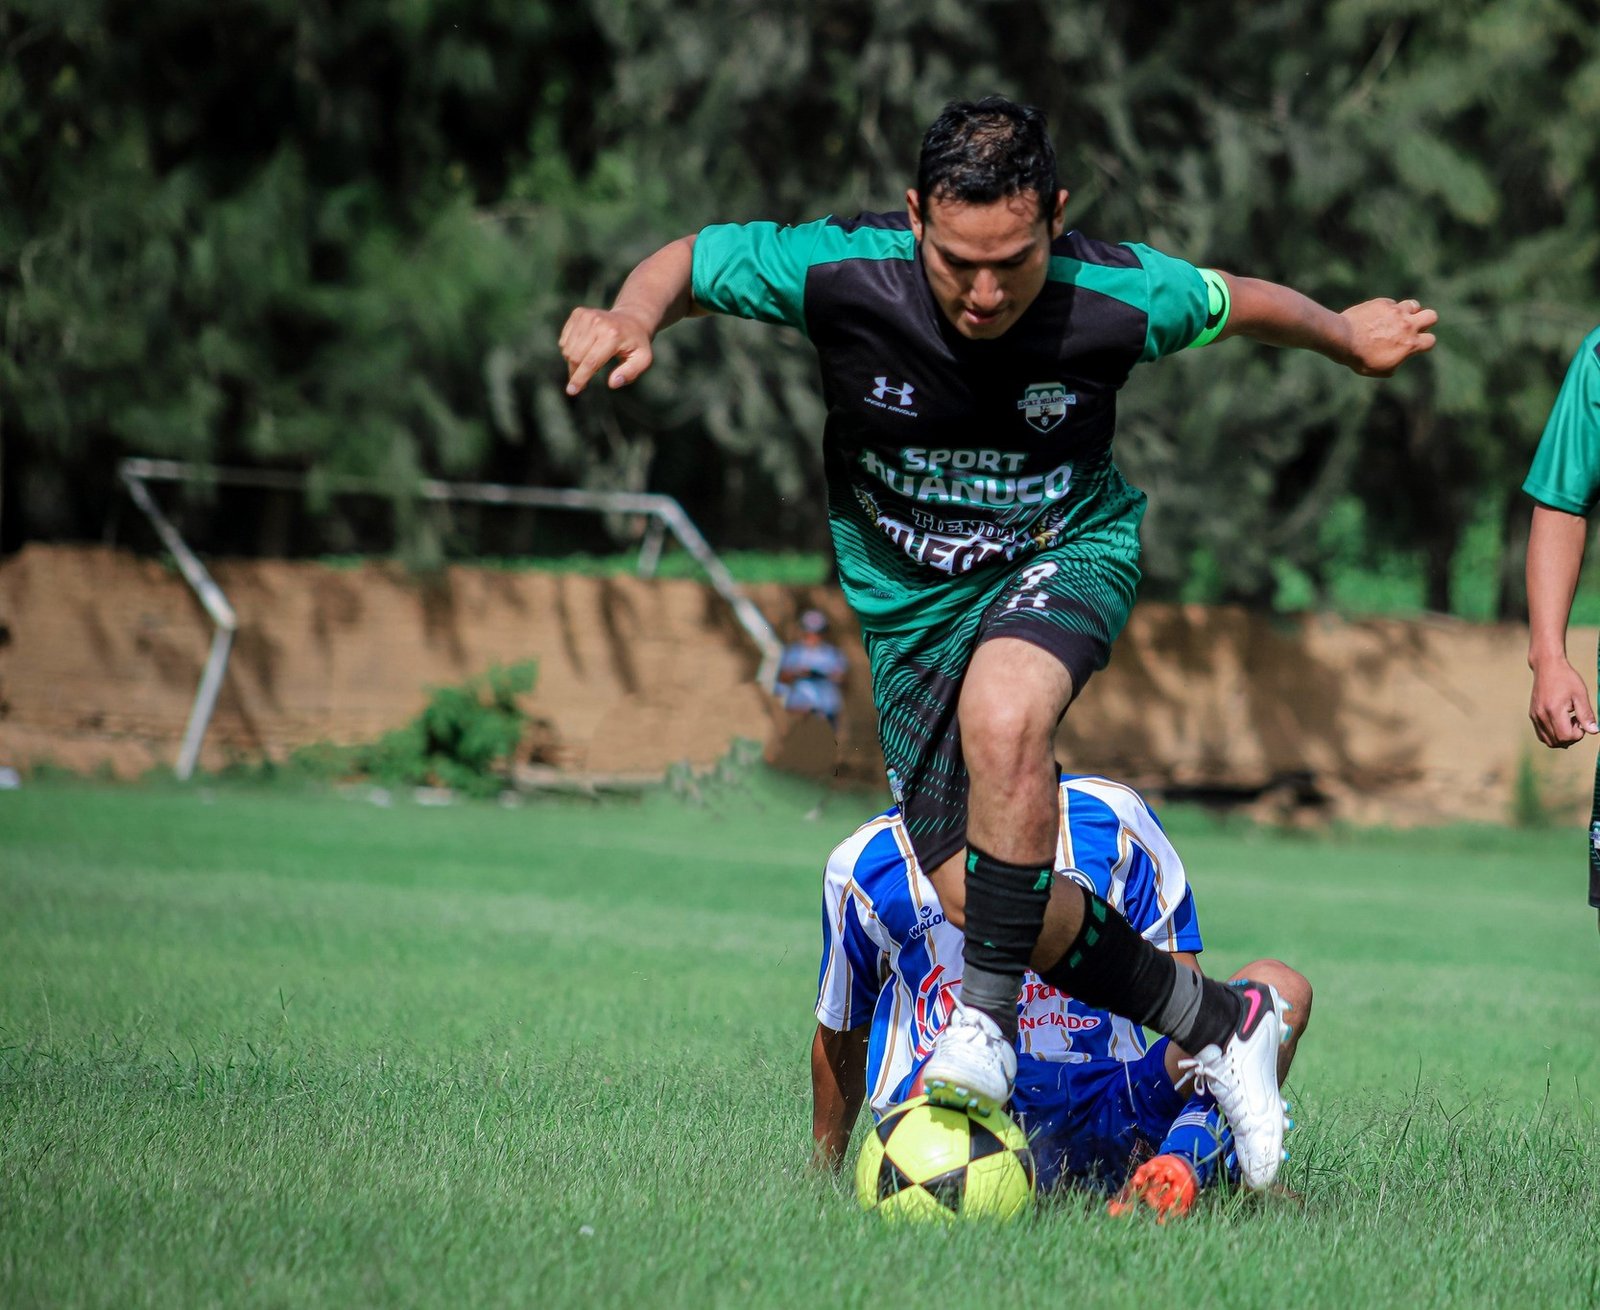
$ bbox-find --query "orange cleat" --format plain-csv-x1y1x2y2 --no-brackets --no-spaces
1107,1154,1201,1223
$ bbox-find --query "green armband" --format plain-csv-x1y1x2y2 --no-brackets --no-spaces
1187,268,1231,349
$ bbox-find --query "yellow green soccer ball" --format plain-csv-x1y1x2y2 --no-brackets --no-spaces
855,1095,1035,1221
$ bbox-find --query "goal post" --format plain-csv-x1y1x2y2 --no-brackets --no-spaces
117,458,784,779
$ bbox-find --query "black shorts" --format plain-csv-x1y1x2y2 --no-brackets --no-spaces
862,536,1140,872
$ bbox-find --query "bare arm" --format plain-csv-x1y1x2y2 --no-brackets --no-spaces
810,1023,869,1170
1527,504,1598,747
1217,273,1437,377
560,235,701,396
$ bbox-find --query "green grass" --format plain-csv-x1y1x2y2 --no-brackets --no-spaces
324,512,1600,622
319,549,835,586
2,777,1598,1307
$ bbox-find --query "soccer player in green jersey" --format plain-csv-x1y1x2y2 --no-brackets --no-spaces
1523,324,1600,918
560,97,1435,1188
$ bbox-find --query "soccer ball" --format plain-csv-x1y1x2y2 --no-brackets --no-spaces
855,1095,1035,1221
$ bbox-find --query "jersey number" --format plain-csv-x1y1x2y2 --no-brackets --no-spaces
1004,561,1058,611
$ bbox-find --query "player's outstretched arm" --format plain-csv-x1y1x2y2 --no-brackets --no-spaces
560,235,701,395
810,1023,868,1170
1527,504,1599,747
1217,272,1437,377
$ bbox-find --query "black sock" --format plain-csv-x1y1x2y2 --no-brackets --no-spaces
959,844,1055,1040
1036,888,1241,1052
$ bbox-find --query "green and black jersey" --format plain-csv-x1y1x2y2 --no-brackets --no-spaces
1523,326,1600,516
691,211,1230,635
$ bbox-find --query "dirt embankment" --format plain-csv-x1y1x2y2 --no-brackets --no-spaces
0,545,774,781
0,544,1592,825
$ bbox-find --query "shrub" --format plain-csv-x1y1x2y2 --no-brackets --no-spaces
290,661,538,798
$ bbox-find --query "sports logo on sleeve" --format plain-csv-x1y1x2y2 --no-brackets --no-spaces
1016,382,1077,433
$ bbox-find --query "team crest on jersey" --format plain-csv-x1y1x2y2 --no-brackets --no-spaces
1016,381,1076,433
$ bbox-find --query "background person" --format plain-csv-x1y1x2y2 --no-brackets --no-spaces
810,773,1311,1218
1522,323,1600,918
774,608,848,729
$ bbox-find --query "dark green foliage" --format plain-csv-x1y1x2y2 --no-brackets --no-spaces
412,661,538,794
1510,750,1552,828
0,0,598,562
291,661,537,797
4,2,1598,613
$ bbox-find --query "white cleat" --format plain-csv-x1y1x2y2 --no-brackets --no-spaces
920,1002,1017,1116
1179,979,1288,1190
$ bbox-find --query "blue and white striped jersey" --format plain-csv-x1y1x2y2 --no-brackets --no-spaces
815,774,1203,1114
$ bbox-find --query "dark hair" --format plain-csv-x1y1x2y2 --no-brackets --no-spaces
916,96,1058,224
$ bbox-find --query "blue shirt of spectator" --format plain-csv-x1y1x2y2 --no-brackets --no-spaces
777,610,848,727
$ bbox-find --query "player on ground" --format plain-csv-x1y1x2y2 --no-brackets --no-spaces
811,776,1311,1215
1523,324,1600,921
561,97,1424,1188
810,773,1313,1219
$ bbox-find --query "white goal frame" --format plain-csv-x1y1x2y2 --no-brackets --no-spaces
117,457,784,779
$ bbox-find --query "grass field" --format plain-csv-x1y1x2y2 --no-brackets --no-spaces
3,775,1598,1307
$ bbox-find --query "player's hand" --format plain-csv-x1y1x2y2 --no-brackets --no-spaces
1529,656,1599,748
1339,297,1438,377
559,307,655,396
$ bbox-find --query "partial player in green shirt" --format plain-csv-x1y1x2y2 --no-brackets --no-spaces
1525,324,1600,745
1522,324,1600,914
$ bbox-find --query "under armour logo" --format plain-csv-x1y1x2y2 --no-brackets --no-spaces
872,377,915,406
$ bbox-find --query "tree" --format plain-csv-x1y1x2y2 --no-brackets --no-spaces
1,0,602,559
4,0,1597,617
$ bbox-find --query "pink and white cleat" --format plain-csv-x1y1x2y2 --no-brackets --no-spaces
1178,979,1289,1190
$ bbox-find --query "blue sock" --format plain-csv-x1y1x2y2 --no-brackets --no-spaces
1156,1094,1232,1188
